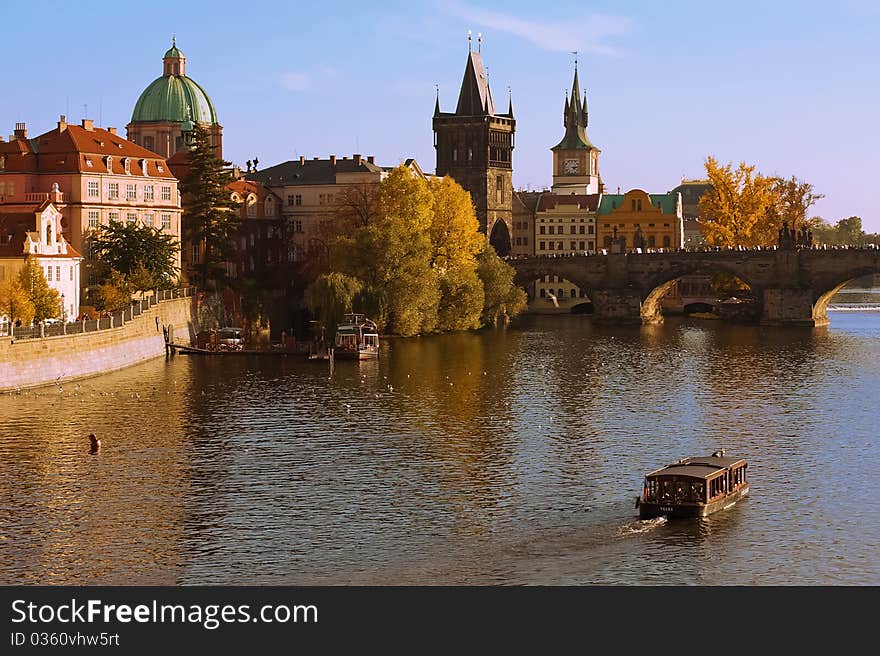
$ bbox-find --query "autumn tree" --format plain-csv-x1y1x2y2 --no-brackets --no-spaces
17,259,61,322
180,123,240,290
305,272,363,333
0,278,35,326
477,244,527,326
96,269,131,312
766,176,824,239
699,157,777,247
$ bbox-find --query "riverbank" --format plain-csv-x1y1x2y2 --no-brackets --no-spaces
0,295,198,392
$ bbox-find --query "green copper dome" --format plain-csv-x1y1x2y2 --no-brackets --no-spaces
164,44,183,59
131,74,218,124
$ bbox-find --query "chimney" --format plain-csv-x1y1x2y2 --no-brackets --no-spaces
313,157,319,161
353,153,361,165
329,154,336,166
299,155,305,165
81,118,94,131
58,115,67,132
367,155,375,164
107,127,117,135
14,122,27,139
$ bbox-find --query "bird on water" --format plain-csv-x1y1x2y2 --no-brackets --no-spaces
88,433,101,453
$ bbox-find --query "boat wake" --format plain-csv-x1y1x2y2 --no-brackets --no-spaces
827,304,880,312
615,516,667,536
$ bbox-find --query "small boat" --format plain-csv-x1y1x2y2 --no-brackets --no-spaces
636,450,749,519
334,313,379,360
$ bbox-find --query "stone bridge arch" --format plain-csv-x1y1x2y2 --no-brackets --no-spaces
638,261,759,323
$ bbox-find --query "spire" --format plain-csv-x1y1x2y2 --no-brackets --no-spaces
563,91,569,128
582,91,589,127
434,84,440,116
455,49,495,116
551,59,596,152
507,86,514,118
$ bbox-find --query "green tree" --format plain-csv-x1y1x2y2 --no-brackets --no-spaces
476,244,527,326
180,123,240,290
835,216,864,245
0,278,35,325
17,259,60,322
437,264,484,331
804,216,837,245
90,220,179,289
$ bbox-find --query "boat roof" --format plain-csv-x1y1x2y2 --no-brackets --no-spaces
646,455,747,480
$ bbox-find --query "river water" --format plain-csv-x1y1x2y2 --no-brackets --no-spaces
2,308,879,585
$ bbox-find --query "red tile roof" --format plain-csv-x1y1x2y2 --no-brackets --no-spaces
0,122,176,178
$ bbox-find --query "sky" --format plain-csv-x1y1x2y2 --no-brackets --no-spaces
3,0,879,231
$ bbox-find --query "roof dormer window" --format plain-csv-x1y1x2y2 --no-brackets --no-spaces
157,164,164,173
139,159,148,176
105,155,113,172
123,158,131,174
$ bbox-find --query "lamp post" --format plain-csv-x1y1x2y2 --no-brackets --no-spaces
61,293,66,334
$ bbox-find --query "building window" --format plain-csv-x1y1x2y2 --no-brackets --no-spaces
294,220,303,233
70,266,74,281
548,241,554,250
109,211,119,223
127,213,137,225
88,211,99,228
143,136,154,152
287,194,295,206
589,225,594,234
648,236,656,247
540,288,546,298
144,185,154,201
108,183,119,199
496,176,504,204
570,241,576,250
46,266,53,282
549,226,555,235
175,136,183,152
87,181,99,197
637,199,643,211
191,243,200,264
523,237,528,246
570,225,576,234
126,184,136,200
539,241,545,251
579,225,585,235
161,186,172,201
663,236,671,247
160,214,171,230
56,266,60,281
539,226,545,235
145,213,154,227
579,241,585,250
295,194,302,206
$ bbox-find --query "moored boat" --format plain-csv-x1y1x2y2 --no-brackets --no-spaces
636,450,749,519
334,313,379,360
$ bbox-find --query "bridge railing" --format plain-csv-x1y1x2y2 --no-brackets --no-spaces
1,287,196,342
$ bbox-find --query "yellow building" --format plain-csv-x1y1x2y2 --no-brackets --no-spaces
596,189,683,253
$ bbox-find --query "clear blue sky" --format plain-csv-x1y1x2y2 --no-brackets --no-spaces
3,0,878,231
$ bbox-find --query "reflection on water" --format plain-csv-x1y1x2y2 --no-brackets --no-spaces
1,313,879,585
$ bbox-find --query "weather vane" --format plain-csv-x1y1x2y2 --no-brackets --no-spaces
572,50,578,68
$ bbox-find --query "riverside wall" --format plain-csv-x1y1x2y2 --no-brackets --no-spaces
0,297,198,392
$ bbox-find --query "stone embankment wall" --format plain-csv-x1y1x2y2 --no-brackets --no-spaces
0,297,197,392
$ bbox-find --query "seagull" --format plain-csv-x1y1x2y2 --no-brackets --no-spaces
547,292,559,308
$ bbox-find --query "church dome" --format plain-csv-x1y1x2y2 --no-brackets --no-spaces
130,40,218,125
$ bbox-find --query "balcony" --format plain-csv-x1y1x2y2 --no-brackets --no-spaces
24,191,65,203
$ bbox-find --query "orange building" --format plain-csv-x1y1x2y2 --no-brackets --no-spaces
596,189,683,252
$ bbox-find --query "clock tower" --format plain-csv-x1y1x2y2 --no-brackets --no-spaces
551,62,600,195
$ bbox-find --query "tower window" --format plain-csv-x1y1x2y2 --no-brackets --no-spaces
453,148,458,162
496,176,504,204
468,147,473,161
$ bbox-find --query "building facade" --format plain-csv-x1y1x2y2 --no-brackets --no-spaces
0,118,182,301
0,201,82,323
433,42,515,255
597,189,683,253
127,39,223,159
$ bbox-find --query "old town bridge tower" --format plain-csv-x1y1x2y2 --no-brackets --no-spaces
433,37,515,255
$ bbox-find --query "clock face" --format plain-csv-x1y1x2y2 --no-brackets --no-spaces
563,158,578,174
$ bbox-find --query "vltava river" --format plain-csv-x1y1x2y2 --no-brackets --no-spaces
2,311,879,585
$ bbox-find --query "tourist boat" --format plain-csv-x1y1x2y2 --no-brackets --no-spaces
334,313,379,360
635,450,749,519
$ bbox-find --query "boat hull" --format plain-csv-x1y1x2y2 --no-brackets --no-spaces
638,484,749,519
334,348,378,360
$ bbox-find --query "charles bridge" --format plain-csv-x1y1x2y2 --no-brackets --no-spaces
511,248,880,325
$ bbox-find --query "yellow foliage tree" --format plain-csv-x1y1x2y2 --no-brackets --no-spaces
427,176,484,273
699,157,777,248
0,278,36,325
